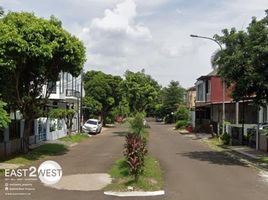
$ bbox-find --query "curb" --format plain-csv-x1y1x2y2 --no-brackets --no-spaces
200,137,268,171
104,190,165,197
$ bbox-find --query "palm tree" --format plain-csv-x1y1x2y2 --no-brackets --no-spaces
0,6,4,16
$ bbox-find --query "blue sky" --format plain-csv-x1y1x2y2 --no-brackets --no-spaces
1,0,267,88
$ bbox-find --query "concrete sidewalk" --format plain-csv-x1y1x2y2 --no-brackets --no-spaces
228,146,268,160
178,130,268,163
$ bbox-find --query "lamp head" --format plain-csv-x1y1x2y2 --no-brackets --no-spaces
190,34,198,37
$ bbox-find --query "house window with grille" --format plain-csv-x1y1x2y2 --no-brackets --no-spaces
48,81,56,94
9,120,21,139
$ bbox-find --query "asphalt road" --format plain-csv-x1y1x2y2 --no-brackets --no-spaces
149,123,268,200
1,122,268,200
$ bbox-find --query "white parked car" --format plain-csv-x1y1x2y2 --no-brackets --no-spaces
82,119,102,134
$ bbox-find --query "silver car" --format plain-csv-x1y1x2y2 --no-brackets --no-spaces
82,119,102,134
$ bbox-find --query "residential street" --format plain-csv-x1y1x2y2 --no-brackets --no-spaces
1,122,268,200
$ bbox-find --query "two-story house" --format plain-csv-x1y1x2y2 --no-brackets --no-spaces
37,72,83,142
195,70,268,150
195,70,232,133
0,72,83,156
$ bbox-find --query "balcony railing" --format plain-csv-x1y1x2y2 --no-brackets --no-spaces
66,89,80,98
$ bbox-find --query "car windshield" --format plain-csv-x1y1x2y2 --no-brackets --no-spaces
86,120,97,125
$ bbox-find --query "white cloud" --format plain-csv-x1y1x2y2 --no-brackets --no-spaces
2,0,268,88
175,8,184,15
90,0,151,40
79,0,152,65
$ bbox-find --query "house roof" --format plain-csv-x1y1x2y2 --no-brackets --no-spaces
197,68,219,81
187,86,196,91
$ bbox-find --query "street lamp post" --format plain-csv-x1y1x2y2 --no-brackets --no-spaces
190,34,225,135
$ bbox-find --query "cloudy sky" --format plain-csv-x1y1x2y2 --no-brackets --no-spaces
1,0,267,88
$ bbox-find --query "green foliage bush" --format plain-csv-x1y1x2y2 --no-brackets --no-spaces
0,100,10,128
174,106,189,121
128,113,146,137
124,113,148,181
175,120,188,130
220,132,230,145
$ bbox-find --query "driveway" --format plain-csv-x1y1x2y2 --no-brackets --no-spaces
1,123,268,200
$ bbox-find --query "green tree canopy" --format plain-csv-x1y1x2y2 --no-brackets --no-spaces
0,100,10,128
121,70,161,113
212,10,268,106
161,80,185,115
84,71,122,125
0,12,86,151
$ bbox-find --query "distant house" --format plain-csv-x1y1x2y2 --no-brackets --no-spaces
195,70,268,149
0,72,83,156
186,86,196,127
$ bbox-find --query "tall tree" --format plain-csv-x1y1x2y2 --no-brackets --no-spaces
83,71,122,125
212,10,268,106
161,81,185,115
0,12,86,152
121,70,160,113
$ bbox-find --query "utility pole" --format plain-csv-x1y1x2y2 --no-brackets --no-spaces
80,72,83,132
190,34,225,135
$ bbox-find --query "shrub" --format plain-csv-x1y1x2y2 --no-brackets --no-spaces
220,132,230,145
124,134,147,180
105,116,115,124
128,113,146,137
124,113,148,181
174,106,189,121
175,120,188,129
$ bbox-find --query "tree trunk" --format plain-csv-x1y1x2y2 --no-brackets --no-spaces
22,118,33,153
101,111,106,127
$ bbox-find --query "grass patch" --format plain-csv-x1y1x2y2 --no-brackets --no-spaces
0,143,67,166
59,133,89,143
105,156,163,192
260,157,268,164
202,137,225,152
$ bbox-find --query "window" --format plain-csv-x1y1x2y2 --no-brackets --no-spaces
263,106,267,123
9,120,21,139
50,119,57,132
86,120,97,125
197,84,204,101
65,72,69,90
60,72,64,94
72,76,74,91
48,81,56,94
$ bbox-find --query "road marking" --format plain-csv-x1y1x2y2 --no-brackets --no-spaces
48,173,112,191
104,190,165,197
